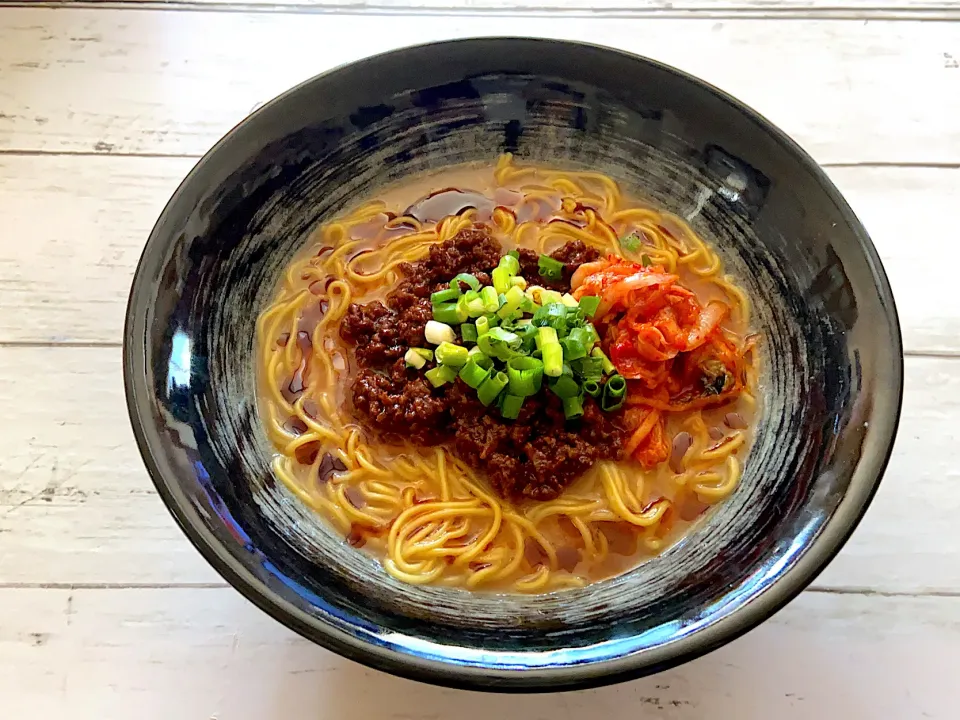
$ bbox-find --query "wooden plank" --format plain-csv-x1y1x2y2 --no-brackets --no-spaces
1,9,958,162
43,0,960,13
0,347,957,593
1,587,957,719
0,154,955,353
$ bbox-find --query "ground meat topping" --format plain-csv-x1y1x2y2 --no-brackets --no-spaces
517,240,600,292
447,384,624,500
339,223,622,500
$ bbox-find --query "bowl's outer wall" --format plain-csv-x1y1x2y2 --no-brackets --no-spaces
125,39,902,690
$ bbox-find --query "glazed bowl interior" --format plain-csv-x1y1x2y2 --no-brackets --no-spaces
125,38,902,691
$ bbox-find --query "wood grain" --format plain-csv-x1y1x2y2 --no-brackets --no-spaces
0,154,955,353
1,9,958,162
1,587,957,719
0,347,956,593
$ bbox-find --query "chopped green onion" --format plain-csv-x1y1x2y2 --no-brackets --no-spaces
467,346,493,369
480,286,500,313
591,346,616,375
583,380,602,397
425,365,457,387
436,341,469,368
542,344,563,378
411,348,434,361
451,273,481,292
510,276,527,290
621,233,642,252
562,395,584,420
540,289,564,307
532,302,568,331
548,367,580,399
507,249,520,261
601,374,627,411
500,394,525,420
497,285,526,319
477,371,509,406
460,324,478,344
560,336,587,361
578,295,601,317
641,254,652,267
536,326,558,351
492,267,511,295
476,315,492,337
538,254,565,281
458,359,491,389
583,323,600,346
560,293,579,308
498,254,520,276
433,302,466,325
456,294,471,320
488,326,521,348
525,286,546,304
466,297,486,317
431,287,460,304
404,348,428,369
567,327,595,352
520,296,538,314
573,356,604,381
425,320,456,345
506,356,544,397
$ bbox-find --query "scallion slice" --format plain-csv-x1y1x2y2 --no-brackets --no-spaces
460,324,478,344
562,395,584,420
425,365,457,388
480,286,500,313
451,273,481,292
477,371,509,406
578,295,601,317
538,254,565,281
425,320,456,345
436,341,469,368
583,379,602,398
498,253,520,276
560,336,587,361
467,346,494,369
548,372,580,399
601,374,627,411
404,348,428,369
591,346,616,375
433,302,466,325
500,394,525,420
458,359,491,389
497,285,526,319
431,287,460,304
573,356,604,381
506,356,544,397
492,267,511,295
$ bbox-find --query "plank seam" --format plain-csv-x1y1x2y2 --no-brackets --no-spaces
3,1,960,21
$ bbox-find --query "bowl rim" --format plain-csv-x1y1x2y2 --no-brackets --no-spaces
123,35,904,692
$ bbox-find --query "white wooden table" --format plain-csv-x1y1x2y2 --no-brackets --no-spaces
1,1,958,717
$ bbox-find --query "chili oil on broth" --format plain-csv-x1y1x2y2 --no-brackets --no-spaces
255,154,759,594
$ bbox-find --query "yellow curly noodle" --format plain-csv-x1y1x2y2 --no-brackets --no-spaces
256,154,758,593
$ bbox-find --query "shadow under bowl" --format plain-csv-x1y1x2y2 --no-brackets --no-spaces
124,38,902,692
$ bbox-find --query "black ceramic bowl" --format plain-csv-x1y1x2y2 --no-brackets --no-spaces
124,38,902,691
